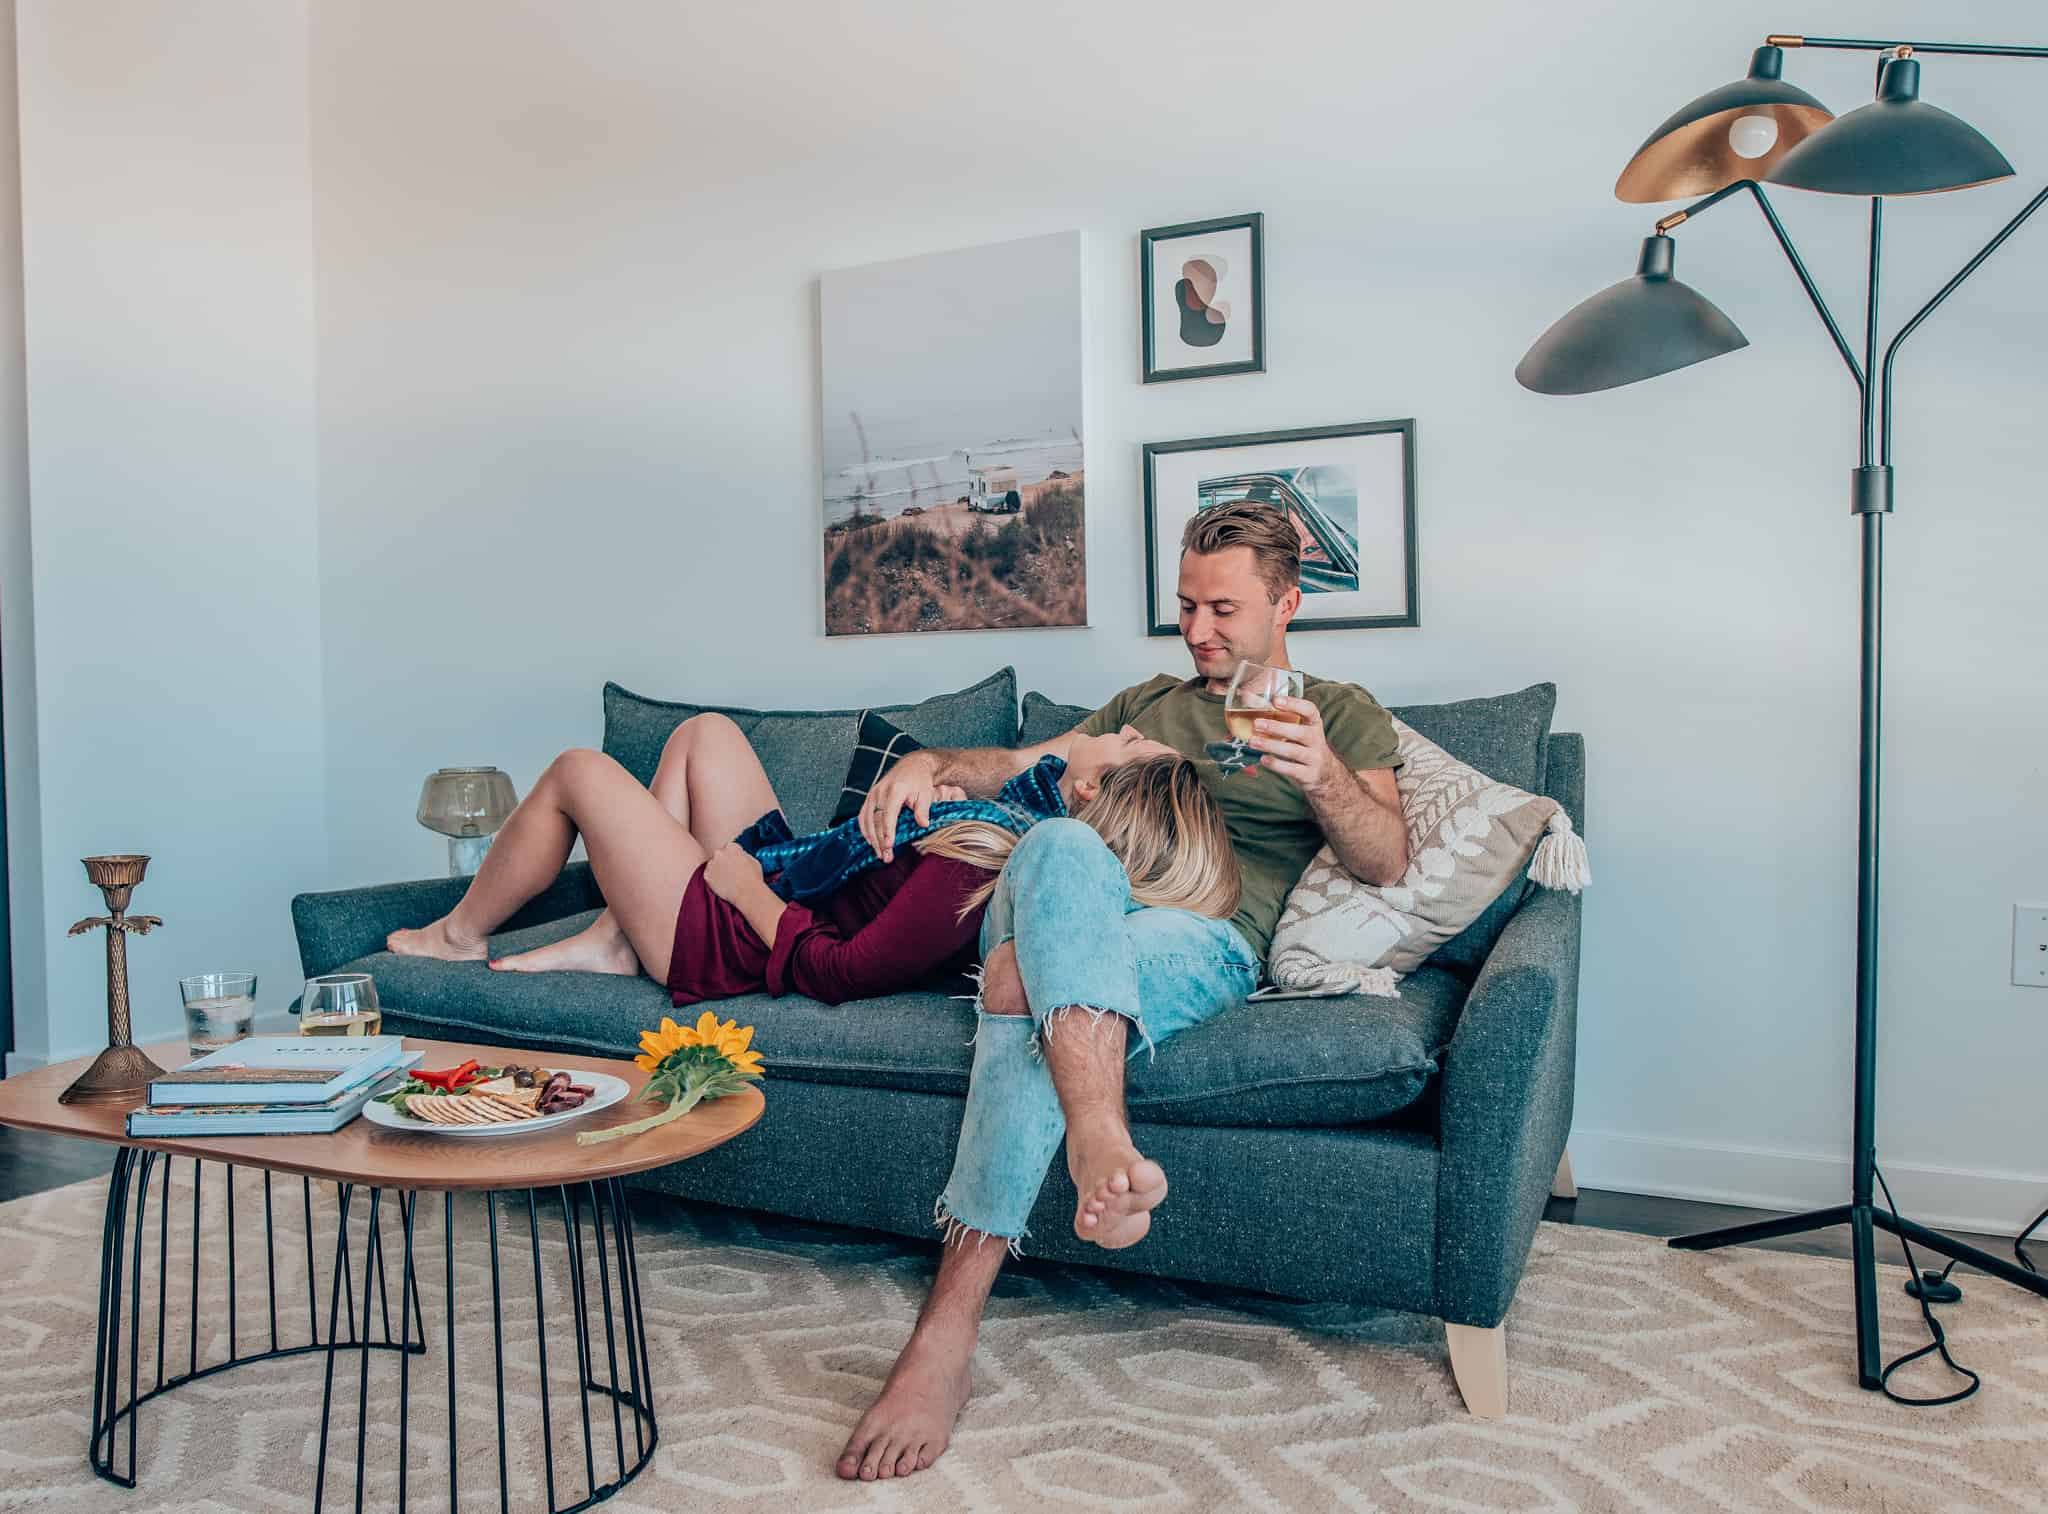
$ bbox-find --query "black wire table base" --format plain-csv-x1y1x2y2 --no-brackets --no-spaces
89,1150,658,1512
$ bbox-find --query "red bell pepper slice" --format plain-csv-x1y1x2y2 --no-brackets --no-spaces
413,1058,480,1092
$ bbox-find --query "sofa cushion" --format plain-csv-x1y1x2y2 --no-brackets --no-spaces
1385,682,1558,976
1269,716,1586,989
603,668,1018,834
1020,690,1094,747
1388,682,1556,808
827,710,924,827
357,911,1465,1129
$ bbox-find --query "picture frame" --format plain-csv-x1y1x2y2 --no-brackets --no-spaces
818,230,1088,637
1142,419,1419,635
1140,212,1264,383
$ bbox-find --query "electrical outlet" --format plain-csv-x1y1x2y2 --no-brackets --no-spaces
2014,906,2048,987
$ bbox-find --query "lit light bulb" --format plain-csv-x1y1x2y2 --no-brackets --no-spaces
1727,113,1780,159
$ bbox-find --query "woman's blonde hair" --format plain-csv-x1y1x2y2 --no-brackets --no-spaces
913,755,1240,921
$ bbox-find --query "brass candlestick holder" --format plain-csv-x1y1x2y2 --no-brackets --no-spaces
59,855,169,1105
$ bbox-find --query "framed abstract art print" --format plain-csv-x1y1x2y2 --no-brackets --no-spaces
1141,213,1264,383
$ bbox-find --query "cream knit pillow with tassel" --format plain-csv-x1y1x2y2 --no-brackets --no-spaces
1267,717,1589,995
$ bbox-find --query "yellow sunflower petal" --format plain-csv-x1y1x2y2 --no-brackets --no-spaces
634,1052,659,1072
693,1010,721,1041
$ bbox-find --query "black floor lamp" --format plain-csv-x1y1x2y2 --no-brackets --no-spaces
1517,31,2048,1399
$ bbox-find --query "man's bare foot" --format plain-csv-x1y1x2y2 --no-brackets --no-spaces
490,912,640,976
1069,1116,1168,1249
385,917,487,962
835,1322,974,1481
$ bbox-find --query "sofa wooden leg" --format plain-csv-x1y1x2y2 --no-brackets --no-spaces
1445,1321,1507,1419
1551,1146,1578,1200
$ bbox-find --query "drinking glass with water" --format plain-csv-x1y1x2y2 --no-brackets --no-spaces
179,973,257,1056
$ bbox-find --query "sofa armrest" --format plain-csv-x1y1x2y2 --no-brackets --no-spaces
1433,879,1582,1327
291,862,605,979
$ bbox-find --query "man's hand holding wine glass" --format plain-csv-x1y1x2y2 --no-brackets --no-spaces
1247,694,1344,795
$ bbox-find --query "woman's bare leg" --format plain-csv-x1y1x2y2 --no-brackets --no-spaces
492,714,780,974
388,749,706,981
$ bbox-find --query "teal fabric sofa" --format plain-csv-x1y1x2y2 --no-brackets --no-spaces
291,667,1583,1416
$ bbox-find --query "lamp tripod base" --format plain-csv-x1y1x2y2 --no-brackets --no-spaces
1669,1200,2048,1386
58,1042,169,1106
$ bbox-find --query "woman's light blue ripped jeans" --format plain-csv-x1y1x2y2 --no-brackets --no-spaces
935,817,1259,1251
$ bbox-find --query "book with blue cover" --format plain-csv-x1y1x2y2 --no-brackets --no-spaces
128,1053,423,1135
148,1035,410,1106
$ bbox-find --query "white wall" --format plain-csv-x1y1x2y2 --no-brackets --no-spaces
10,1,2047,1231
13,1,326,1062
0,0,42,1072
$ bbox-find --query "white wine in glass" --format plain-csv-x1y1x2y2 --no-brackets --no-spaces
1224,660,1307,750
300,973,383,1037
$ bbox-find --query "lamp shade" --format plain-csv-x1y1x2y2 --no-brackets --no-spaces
1516,235,1748,395
416,766,519,838
1616,46,1834,202
1765,56,2013,195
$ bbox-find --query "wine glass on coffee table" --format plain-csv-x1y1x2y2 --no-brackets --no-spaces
300,973,381,1037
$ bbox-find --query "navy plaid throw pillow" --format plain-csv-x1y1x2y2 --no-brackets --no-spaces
829,710,926,827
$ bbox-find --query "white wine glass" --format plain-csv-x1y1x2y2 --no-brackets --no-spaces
1222,660,1306,770
300,973,383,1037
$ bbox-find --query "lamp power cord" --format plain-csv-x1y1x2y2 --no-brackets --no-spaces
1872,1163,1980,1405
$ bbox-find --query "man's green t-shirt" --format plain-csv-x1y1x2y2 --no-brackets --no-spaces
1075,673,1402,960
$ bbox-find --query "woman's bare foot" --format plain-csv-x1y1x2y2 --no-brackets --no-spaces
835,1322,974,1480
490,911,641,976
1069,1116,1168,1249
385,917,487,962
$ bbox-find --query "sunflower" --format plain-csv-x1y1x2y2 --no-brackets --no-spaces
585,1010,766,1147
635,1015,697,1072
688,1010,765,1077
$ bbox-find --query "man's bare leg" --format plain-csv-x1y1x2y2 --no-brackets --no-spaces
836,943,1034,1481
835,1228,1001,1481
1031,960,1168,1250
493,714,778,975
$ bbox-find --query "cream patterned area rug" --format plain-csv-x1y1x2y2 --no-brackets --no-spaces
1,1174,2044,1513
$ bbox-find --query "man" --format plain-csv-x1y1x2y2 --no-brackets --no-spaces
834,500,1410,1481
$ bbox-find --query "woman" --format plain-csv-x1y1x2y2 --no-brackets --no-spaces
387,715,1237,1008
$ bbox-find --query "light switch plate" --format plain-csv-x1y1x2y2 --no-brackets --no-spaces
2014,906,2048,987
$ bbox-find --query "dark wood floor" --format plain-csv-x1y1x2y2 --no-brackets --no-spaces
1,1123,116,1202
1,1123,2033,1279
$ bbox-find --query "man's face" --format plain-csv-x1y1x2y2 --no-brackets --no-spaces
1177,546,1296,681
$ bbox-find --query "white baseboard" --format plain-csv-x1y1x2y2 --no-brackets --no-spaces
4,1050,46,1078
1569,1126,2048,1239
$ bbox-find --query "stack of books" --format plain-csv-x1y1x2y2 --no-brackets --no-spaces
126,1035,423,1136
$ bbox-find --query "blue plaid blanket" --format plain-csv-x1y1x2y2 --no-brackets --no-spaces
734,756,1069,904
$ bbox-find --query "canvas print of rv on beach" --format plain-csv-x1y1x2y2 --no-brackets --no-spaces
821,230,1086,636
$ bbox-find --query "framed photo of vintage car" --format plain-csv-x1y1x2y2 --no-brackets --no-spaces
1142,419,1418,635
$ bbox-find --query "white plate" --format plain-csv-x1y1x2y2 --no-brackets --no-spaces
361,1071,632,1137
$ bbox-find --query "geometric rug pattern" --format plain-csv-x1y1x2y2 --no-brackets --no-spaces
0,1174,2043,1512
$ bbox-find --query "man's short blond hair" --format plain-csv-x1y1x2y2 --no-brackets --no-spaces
1180,501,1300,604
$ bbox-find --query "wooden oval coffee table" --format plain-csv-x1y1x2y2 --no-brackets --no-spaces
0,1036,764,1513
